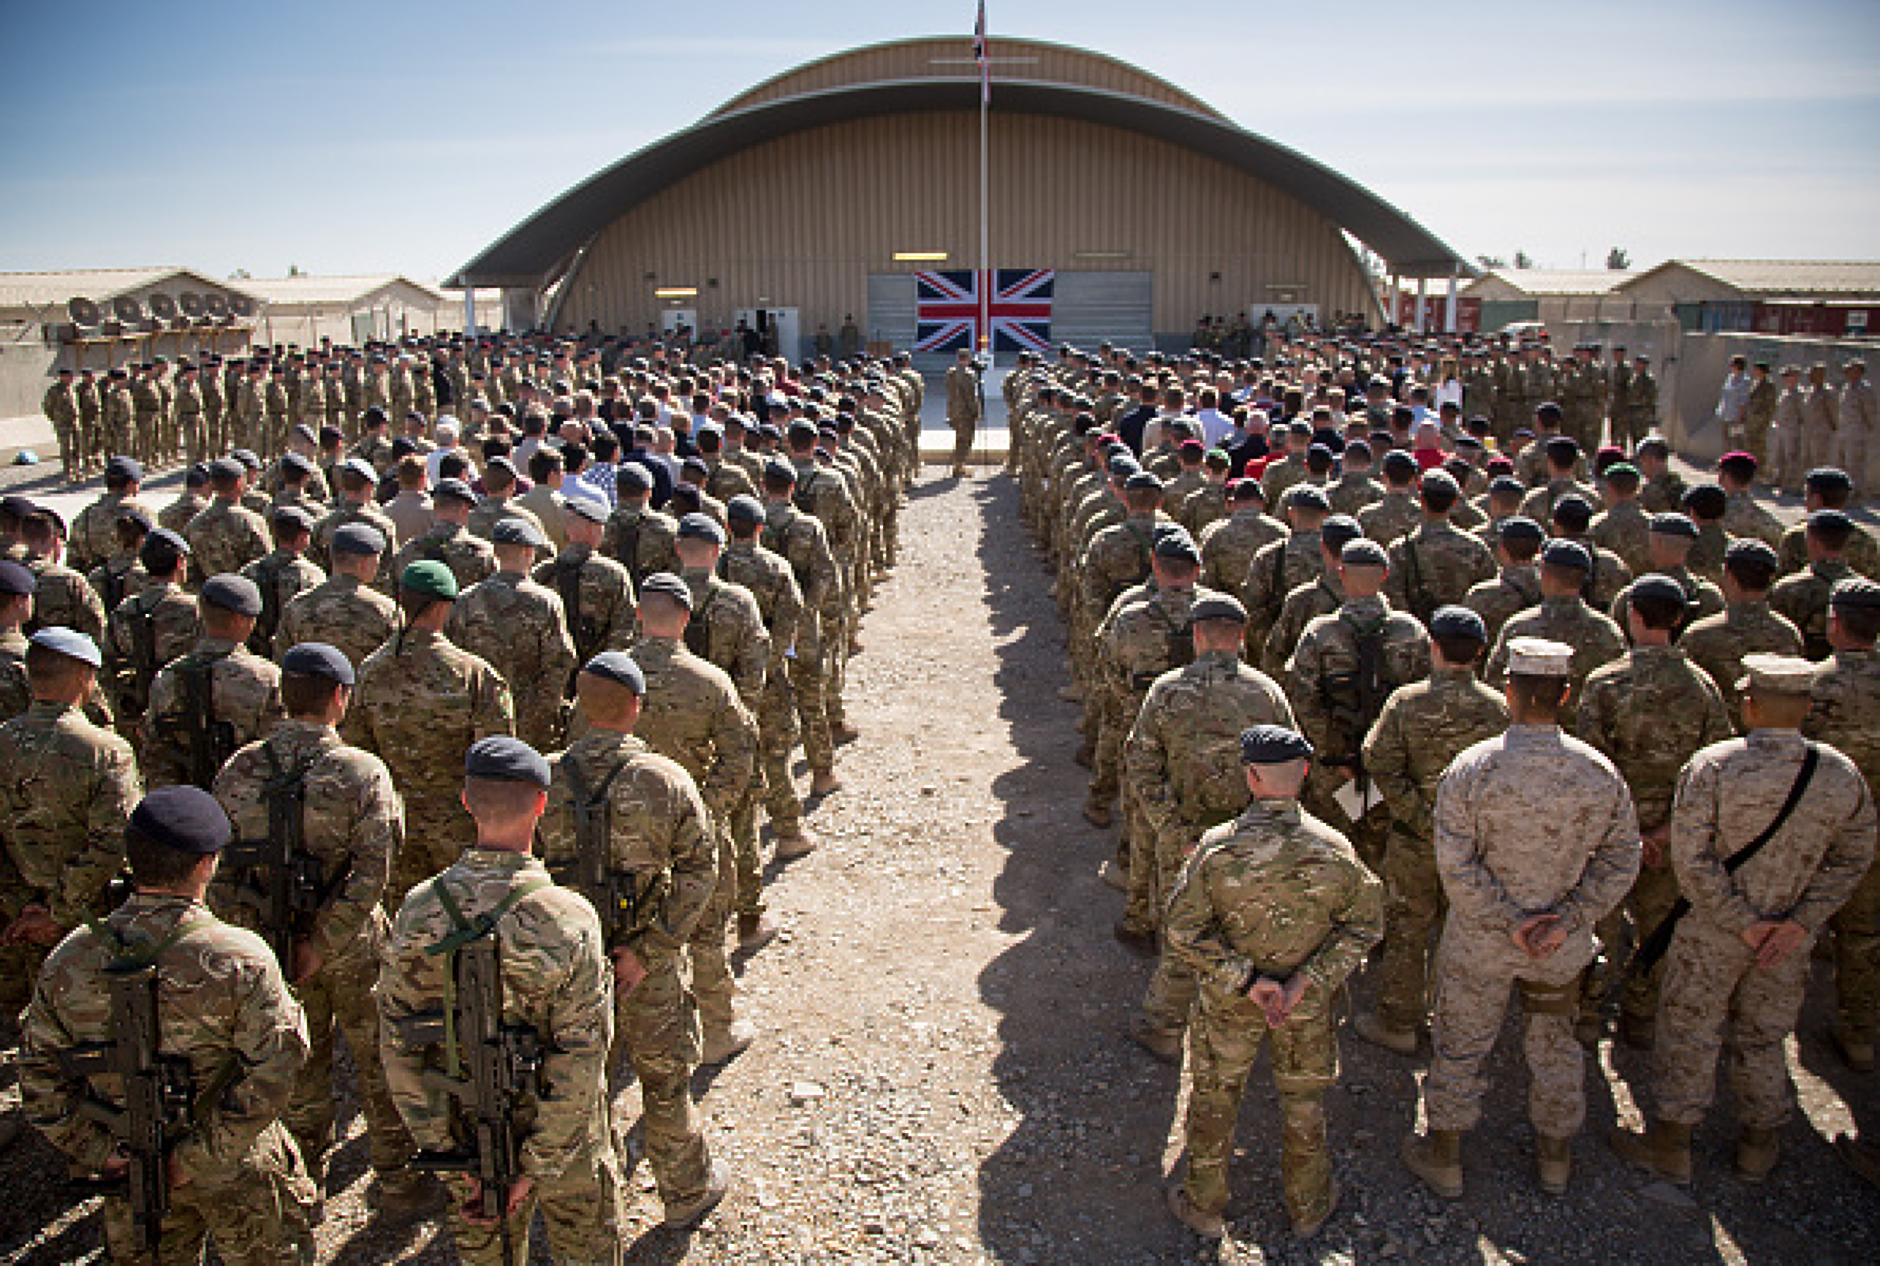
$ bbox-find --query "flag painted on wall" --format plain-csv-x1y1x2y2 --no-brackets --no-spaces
915,269,1054,353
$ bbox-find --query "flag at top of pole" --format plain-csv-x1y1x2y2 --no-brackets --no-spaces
973,0,989,103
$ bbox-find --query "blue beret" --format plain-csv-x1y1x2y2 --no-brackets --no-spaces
1124,471,1164,493
617,463,655,492
1805,467,1853,493
639,571,693,611
340,457,378,483
1429,605,1487,642
105,455,144,482
270,504,313,532
208,457,244,481
330,523,385,556
1649,512,1698,539
1381,450,1419,475
1152,531,1201,564
231,448,261,471
281,453,314,477
763,458,796,485
582,651,645,694
1240,724,1314,765
140,528,190,566
1808,509,1854,534
1725,537,1778,568
1488,475,1525,496
677,513,725,544
564,496,608,525
1541,539,1592,571
727,494,765,526
1552,496,1594,530
0,560,37,596
1497,515,1545,544
281,641,355,686
1321,515,1364,550
1630,573,1689,606
201,574,263,616
129,785,231,855
463,736,550,787
433,478,477,505
1341,539,1389,568
29,626,100,667
492,517,544,548
115,505,154,533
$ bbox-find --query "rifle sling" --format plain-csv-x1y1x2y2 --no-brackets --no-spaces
424,873,550,1081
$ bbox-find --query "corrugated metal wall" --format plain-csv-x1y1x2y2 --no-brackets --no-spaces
1051,271,1152,349
556,110,1376,351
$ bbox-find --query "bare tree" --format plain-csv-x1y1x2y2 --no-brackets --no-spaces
1606,247,1631,270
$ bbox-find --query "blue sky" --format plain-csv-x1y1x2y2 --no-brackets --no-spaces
1,0,1875,283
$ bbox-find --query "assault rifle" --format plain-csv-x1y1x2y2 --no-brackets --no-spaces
218,753,324,971
171,654,236,788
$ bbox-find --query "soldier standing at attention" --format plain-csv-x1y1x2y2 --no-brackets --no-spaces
946,348,982,479
210,642,434,1217
75,367,103,478
141,576,283,790
42,366,81,484
1678,539,1802,729
1402,638,1640,1199
1612,655,1874,1183
184,459,271,586
1743,361,1779,472
378,737,627,1263
240,506,325,656
534,495,637,664
447,518,576,751
393,478,497,595
346,562,514,904
104,529,200,725
541,653,731,1231
19,785,315,1262
1354,606,1511,1056
310,458,400,587
1838,360,1876,498
275,523,398,672
1162,724,1382,1241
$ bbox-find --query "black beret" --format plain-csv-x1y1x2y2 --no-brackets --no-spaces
1831,577,1880,612
1429,605,1487,642
1725,537,1779,569
1321,515,1364,550
491,517,544,548
1341,538,1389,568
1805,467,1853,494
201,574,263,616
105,455,144,482
1808,508,1854,534
115,505,154,533
129,785,231,856
1544,435,1580,461
1381,450,1419,475
639,571,693,611
617,462,655,492
463,735,550,787
1152,531,1201,564
184,462,210,487
1649,512,1698,539
330,523,385,556
1630,573,1689,606
281,641,355,687
0,560,35,596
1287,484,1331,512
582,651,646,694
1681,483,1728,518
390,438,419,459
1498,515,1545,544
1192,594,1248,623
140,528,190,567
1535,401,1564,424
433,478,478,505
1106,454,1140,479
1240,724,1314,765
271,504,313,532
565,496,608,525
1345,440,1373,462
1420,469,1460,496
1541,539,1592,571
209,457,245,480
1552,495,1594,531
1487,475,1525,496
1124,470,1165,493
231,448,261,471
727,494,765,526
677,513,725,544
30,626,101,667
1718,451,1759,478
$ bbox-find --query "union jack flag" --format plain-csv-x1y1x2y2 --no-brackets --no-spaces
915,268,1054,353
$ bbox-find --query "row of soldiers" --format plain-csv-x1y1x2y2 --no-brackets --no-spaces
1005,345,1880,1241
0,347,928,1262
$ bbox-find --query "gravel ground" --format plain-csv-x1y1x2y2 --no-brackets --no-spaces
3,463,1878,1265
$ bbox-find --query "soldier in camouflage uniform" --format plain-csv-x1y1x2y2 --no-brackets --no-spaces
310,458,400,587
87,506,155,618
1771,509,1860,659
238,506,325,657
600,462,680,584
130,363,163,466
393,478,497,595
183,460,271,586
1384,471,1497,626
1402,638,1640,1199
466,458,552,564
1575,575,1733,1049
210,643,432,1214
20,785,316,1264
1125,595,1296,1060
346,562,514,903
141,576,283,790
378,738,631,1262
1588,463,1653,575
1717,452,1785,548
1261,515,1362,679
674,514,768,706
105,529,200,724
102,368,135,461
1355,607,1510,1055
1327,440,1384,518
174,361,206,464
1609,513,1726,638
1806,580,1880,1072
1680,539,1802,728
447,518,576,751
534,495,637,669
0,562,38,722
1242,485,1334,659
1613,654,1875,1184
1462,515,1545,647
1286,539,1431,870
275,523,398,672
42,366,80,484
1163,724,1383,1241
1779,468,1880,580
1357,451,1423,546
1198,478,1284,595
1484,541,1626,714
158,465,210,537
760,460,842,797
19,509,108,645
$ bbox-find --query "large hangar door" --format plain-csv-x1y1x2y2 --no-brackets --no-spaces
1054,271,1152,354
866,273,917,353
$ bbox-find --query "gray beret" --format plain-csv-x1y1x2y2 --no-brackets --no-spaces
1831,577,1880,612
492,517,545,548
1808,508,1854,534
463,735,550,787
1429,605,1487,642
1541,539,1592,571
129,785,231,855
28,626,100,667
1497,515,1545,544
565,496,608,525
340,457,378,483
330,523,386,556
1287,484,1331,512
617,462,656,492
1240,724,1314,765
1152,531,1201,564
677,513,726,545
1192,594,1248,623
281,641,355,687
1320,515,1364,551
1340,539,1389,568
433,478,478,505
1629,573,1689,606
140,527,190,564
639,571,693,611
582,651,646,694
0,560,36,596
1650,512,1698,539
281,452,314,477
726,495,765,526
201,574,263,616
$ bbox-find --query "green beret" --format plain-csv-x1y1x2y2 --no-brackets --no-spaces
400,560,459,600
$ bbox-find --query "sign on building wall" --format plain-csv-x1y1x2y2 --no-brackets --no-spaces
915,269,1054,353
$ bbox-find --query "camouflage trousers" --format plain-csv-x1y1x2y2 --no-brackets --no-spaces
51,417,81,481
1770,421,1805,490
1087,686,1126,809
1375,825,1447,1034
786,647,834,776
1653,915,1809,1130
288,946,414,1178
178,411,206,465
105,1120,316,1266
1423,926,1592,1137
1591,860,1680,1025
132,410,159,464
449,1141,624,1266
754,676,804,832
1143,820,1232,1033
950,421,976,468
1120,785,1160,938
613,959,714,1211
1832,859,1880,1041
822,608,850,729
1744,413,1771,474
1182,978,1337,1226
686,832,739,1040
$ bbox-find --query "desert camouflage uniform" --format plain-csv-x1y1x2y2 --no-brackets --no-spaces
239,549,325,656
1771,559,1857,659
273,572,398,673
1328,471,1384,518
1805,648,1880,1055
71,492,156,573
1610,565,1725,639
1423,725,1640,1138
88,552,152,617
1357,490,1421,546
1779,519,1880,582
211,721,414,1181
466,498,554,565
1678,601,1802,730
1721,489,1785,549
1385,521,1497,625
1263,573,1345,679
1462,565,1543,648
1484,597,1626,712
1164,798,1383,1226
1652,730,1874,1128
1241,531,1326,657
183,500,271,585
680,568,769,707
534,546,637,667
310,501,400,590
24,554,108,644
447,570,576,751
104,581,200,720
140,638,284,789
1590,501,1654,575
393,520,496,596
600,505,680,585
378,850,622,1265
345,627,514,901
761,501,840,778
1361,668,1510,1034
158,491,209,537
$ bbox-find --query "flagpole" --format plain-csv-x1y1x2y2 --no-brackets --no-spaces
978,2,991,473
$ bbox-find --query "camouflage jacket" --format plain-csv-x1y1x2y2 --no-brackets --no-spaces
446,571,576,746
1679,601,1803,728
1199,509,1287,596
624,637,757,821
1771,560,1857,659
1576,646,1733,830
0,701,139,924
105,582,200,716
1485,596,1626,702
1385,520,1497,624
238,549,325,653
345,627,514,805
182,500,270,586
1356,490,1421,546
533,546,637,666
1362,667,1510,840
141,639,284,790
717,540,804,669
393,520,497,595
274,572,399,673
1805,648,1880,787
678,568,769,707
1462,565,1543,648
24,558,107,645
310,501,400,587
599,505,680,584
1286,596,1430,765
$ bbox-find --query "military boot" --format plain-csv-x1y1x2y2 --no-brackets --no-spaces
1535,1134,1572,1195
810,770,843,797
774,826,819,860
1352,1011,1418,1056
1129,1016,1183,1066
662,1158,731,1230
1832,1024,1876,1072
1081,799,1113,829
737,913,779,953
1401,1128,1464,1199
1165,1184,1224,1239
1609,1118,1692,1185
1736,1126,1781,1182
